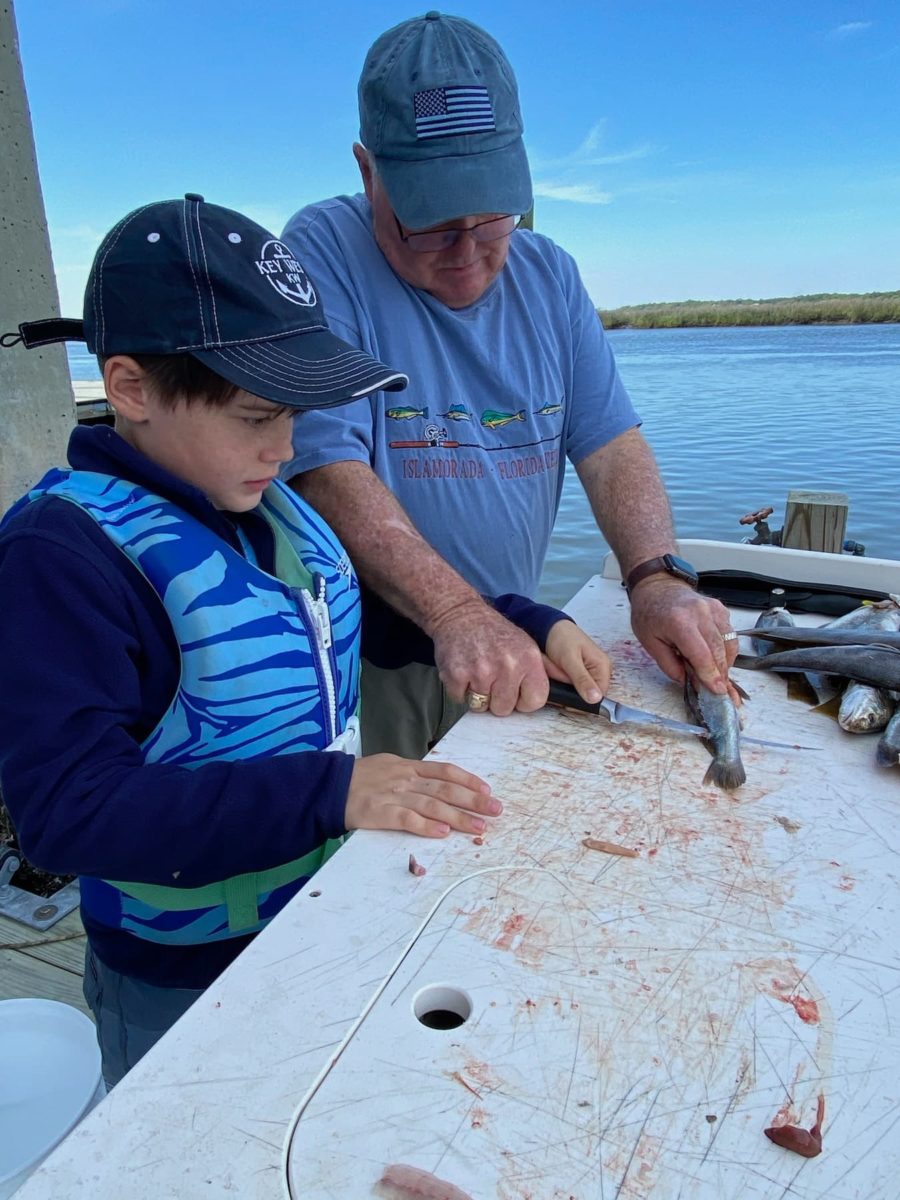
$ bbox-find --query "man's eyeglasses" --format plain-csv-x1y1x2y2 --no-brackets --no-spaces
395,213,521,253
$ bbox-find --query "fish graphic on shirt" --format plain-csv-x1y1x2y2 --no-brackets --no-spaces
386,405,429,421
480,409,527,430
439,404,472,422
534,401,563,416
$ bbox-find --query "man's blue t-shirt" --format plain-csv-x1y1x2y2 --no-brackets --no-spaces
282,194,639,597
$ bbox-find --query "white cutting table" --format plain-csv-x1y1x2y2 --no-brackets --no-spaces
15,546,900,1199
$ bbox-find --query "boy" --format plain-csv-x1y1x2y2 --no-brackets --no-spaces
0,195,608,1086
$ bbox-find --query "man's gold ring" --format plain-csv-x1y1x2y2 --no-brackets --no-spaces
466,690,491,712
721,631,738,644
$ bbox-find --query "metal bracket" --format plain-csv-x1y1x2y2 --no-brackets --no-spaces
0,846,80,929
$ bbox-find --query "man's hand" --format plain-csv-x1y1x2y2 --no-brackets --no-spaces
543,621,612,704
629,578,738,694
431,601,550,716
345,755,500,838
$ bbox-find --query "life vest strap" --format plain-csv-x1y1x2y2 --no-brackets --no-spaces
106,836,345,934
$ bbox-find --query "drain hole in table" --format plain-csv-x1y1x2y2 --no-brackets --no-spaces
413,984,472,1030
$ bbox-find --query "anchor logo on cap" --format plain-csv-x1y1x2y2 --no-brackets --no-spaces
256,240,317,307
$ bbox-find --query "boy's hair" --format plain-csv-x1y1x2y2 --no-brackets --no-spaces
100,354,240,408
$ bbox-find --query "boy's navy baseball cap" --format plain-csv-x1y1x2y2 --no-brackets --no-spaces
359,12,532,229
16,195,408,408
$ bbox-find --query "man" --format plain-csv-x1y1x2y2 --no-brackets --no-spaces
282,12,736,757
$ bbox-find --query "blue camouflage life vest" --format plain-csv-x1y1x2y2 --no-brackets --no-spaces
17,469,360,944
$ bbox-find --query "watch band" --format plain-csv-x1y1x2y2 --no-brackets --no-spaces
625,555,698,596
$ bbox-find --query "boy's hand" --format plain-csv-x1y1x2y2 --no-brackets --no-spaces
345,756,501,838
543,620,612,705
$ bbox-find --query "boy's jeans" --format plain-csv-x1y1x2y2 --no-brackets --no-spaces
83,945,204,1088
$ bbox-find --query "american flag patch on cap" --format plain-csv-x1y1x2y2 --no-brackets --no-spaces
413,86,496,139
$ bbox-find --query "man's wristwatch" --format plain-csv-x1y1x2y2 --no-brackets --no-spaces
624,554,699,597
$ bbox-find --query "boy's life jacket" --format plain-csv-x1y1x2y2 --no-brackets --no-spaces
16,469,361,945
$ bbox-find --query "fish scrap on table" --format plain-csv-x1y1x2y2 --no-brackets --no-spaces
765,1094,825,1159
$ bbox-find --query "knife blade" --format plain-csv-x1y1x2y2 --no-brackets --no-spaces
546,681,818,750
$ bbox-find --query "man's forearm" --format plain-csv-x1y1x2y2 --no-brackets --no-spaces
574,427,677,577
290,462,487,636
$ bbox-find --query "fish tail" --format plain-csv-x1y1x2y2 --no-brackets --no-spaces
421,407,429,418
703,757,746,791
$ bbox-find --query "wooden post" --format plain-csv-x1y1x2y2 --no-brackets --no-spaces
0,0,75,516
781,490,848,554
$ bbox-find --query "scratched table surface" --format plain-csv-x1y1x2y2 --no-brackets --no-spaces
16,552,900,1200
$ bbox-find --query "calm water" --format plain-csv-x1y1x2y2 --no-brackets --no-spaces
67,323,900,608
541,323,900,606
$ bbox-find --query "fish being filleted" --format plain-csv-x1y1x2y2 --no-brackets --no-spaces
734,644,900,692
838,681,896,733
876,709,900,768
683,675,746,790
752,606,795,657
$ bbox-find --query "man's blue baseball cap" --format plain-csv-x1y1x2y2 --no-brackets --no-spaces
15,195,407,409
359,12,533,230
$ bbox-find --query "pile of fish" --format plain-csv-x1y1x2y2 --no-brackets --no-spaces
734,597,900,769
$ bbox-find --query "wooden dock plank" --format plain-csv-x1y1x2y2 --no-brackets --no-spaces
0,908,87,1019
0,909,86,973
0,947,90,1015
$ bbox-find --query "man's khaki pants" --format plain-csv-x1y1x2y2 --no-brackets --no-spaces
360,659,468,759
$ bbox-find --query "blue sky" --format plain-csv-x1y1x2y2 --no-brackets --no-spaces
14,0,900,314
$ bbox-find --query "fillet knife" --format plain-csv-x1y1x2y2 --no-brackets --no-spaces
546,681,818,751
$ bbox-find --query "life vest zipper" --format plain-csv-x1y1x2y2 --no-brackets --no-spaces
299,573,337,744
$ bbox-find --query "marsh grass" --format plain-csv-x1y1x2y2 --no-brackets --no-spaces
599,290,900,329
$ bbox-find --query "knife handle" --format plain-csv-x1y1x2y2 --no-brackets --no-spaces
546,680,602,715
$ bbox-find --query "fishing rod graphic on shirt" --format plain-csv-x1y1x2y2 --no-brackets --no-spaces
390,433,560,451
389,424,560,452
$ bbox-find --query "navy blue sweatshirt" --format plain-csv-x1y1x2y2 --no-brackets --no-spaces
0,426,567,989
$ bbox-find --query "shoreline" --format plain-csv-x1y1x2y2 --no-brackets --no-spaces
598,290,900,330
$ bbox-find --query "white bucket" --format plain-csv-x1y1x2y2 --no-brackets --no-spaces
0,999,104,1198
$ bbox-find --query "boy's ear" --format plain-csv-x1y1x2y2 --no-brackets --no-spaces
104,356,149,421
